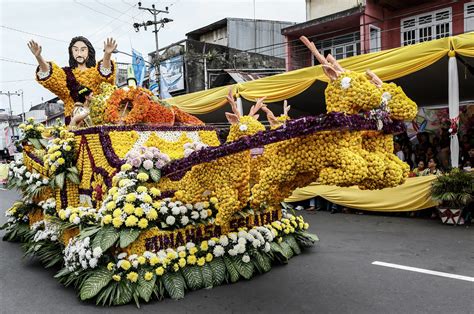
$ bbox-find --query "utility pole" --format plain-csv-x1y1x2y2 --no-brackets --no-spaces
0,90,22,137
133,2,173,96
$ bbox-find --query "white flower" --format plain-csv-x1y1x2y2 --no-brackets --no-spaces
166,216,176,225
25,172,31,178
179,206,187,214
132,260,139,268
264,242,271,252
168,202,176,208
237,244,246,254
219,235,229,247
228,248,237,256
340,76,352,89
186,242,195,250
80,260,88,269
143,251,153,259
382,92,392,101
117,252,128,259
171,207,181,215
73,216,81,224
159,206,168,214
89,258,98,268
228,233,237,242
92,247,102,258
242,254,250,263
85,250,92,259
239,124,248,132
208,240,216,247
200,210,208,219
191,211,199,220
213,245,225,257
177,246,186,252
180,216,189,225
185,204,193,210
252,240,261,248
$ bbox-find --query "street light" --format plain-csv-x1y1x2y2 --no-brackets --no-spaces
16,89,25,122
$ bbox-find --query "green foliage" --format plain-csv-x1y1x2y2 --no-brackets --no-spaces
230,255,254,280
223,255,240,283
149,168,161,182
431,168,474,208
137,270,156,303
252,250,272,273
208,257,226,286
162,271,186,300
294,231,319,247
92,226,119,252
284,235,301,255
270,242,288,264
201,263,214,289
181,265,203,290
80,268,113,300
119,229,141,248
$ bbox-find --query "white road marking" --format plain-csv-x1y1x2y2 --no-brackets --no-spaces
372,261,474,282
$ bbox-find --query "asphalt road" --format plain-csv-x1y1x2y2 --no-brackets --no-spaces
0,189,473,314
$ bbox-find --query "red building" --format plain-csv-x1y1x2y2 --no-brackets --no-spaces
283,0,474,71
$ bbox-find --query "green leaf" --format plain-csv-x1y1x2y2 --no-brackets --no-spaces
138,270,156,302
29,138,42,150
55,172,65,189
270,242,288,263
201,263,213,289
80,268,113,300
149,168,161,182
253,251,272,273
39,138,49,147
78,225,101,240
66,172,80,185
93,226,119,252
208,257,226,286
279,241,294,259
230,255,254,280
162,272,185,300
67,166,79,174
113,281,133,305
223,255,240,283
181,265,203,291
284,235,301,255
119,229,141,248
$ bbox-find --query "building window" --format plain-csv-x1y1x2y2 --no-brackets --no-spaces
466,2,474,32
313,32,360,63
400,8,452,46
369,25,381,52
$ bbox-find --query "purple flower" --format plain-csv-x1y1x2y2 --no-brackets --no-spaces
143,159,154,170
131,157,142,168
155,159,166,169
144,151,154,160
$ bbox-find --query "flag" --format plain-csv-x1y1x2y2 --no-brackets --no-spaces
132,49,146,87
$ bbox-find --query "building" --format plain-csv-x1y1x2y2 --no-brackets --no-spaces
149,18,295,97
283,0,474,70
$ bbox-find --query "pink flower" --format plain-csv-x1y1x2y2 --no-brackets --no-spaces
155,159,166,169
131,157,142,168
143,159,154,170
144,151,154,160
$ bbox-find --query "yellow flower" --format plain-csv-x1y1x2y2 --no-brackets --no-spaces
173,264,179,272
143,272,153,281
102,215,112,224
58,210,67,220
155,267,164,276
205,253,213,262
178,258,186,268
210,197,218,204
125,193,136,202
50,165,57,173
112,208,122,218
106,201,116,210
137,218,148,229
123,203,135,214
125,215,138,227
143,194,152,204
149,256,159,266
69,213,78,224
146,209,158,220
109,187,118,195
134,207,144,217
197,257,205,266
200,241,208,251
107,262,115,271
178,251,186,258
137,256,146,265
120,260,131,270
26,125,33,130
64,145,71,152
19,123,26,129
126,271,138,283
304,223,309,230
121,164,132,171
150,187,160,197
112,217,123,228
137,186,147,193
174,190,184,199
112,274,121,281
189,247,198,255
137,172,149,182
187,255,197,265
119,179,130,187
152,201,162,209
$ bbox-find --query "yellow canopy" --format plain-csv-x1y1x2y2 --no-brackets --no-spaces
285,176,438,212
166,32,474,114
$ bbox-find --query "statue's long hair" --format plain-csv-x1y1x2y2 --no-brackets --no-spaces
68,36,96,68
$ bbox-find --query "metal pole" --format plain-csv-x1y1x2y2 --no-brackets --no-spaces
153,11,160,95
19,90,25,122
7,92,15,137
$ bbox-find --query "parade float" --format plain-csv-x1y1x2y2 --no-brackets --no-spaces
1,35,417,307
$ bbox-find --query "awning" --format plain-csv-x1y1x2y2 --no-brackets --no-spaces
164,32,474,116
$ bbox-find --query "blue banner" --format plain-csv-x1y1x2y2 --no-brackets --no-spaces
132,49,146,87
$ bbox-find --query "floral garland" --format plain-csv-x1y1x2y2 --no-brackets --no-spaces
104,87,152,125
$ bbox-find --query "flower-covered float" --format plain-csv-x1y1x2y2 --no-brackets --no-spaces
2,36,417,307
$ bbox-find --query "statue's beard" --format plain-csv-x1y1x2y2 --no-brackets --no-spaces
75,56,87,64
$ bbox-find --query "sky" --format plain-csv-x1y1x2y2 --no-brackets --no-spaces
0,0,305,115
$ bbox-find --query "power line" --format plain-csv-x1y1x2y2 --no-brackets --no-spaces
88,3,140,40
0,58,36,66
0,79,35,83
73,0,130,24
0,25,68,43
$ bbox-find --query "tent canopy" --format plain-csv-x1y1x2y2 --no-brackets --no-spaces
165,32,474,122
